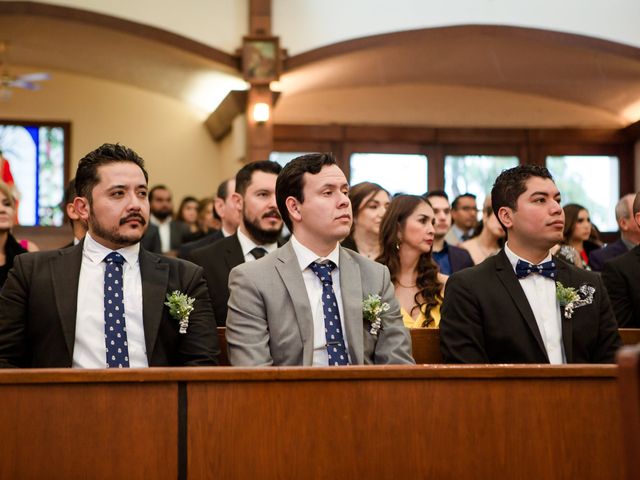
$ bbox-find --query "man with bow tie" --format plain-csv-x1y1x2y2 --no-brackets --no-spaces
440,165,621,364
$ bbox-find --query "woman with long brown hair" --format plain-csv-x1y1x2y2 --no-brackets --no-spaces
342,181,390,259
377,195,447,328
553,203,601,269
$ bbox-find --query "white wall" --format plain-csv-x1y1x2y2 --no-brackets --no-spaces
274,0,640,54
39,0,248,53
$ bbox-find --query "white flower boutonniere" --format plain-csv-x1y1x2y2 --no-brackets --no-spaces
363,294,390,336
555,281,595,319
165,291,195,334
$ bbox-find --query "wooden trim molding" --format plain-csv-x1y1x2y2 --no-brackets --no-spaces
284,24,640,72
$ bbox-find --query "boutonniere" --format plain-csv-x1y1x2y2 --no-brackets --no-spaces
555,281,595,319
362,294,389,336
164,291,195,334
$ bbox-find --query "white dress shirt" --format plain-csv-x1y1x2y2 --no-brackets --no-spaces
236,229,278,263
150,215,172,253
504,243,565,364
290,235,349,366
73,233,149,368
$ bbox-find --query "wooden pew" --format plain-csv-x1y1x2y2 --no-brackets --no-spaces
217,327,640,366
0,366,625,479
617,344,640,480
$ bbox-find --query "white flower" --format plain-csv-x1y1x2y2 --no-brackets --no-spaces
362,294,390,336
164,291,195,334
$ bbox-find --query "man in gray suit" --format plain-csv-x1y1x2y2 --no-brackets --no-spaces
226,153,414,366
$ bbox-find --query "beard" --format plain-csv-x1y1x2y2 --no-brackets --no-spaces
151,208,172,221
243,209,282,245
89,213,147,248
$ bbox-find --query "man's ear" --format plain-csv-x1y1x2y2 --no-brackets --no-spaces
231,192,243,212
634,211,640,229
285,196,302,224
73,197,90,222
497,206,513,230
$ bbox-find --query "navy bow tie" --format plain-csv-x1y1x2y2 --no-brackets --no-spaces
515,259,557,279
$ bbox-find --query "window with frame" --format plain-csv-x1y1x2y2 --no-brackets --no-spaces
444,155,519,207
349,153,428,196
545,155,620,232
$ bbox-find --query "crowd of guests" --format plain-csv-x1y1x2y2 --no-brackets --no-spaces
0,143,638,369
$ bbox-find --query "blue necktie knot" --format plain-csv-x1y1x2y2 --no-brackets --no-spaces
309,261,336,285
104,251,125,265
515,259,557,279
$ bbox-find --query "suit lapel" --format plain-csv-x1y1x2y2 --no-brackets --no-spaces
274,243,315,365
225,235,245,272
555,258,573,363
50,243,83,358
339,248,364,365
139,249,170,361
494,250,549,361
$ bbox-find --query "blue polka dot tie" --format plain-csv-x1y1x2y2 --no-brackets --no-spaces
104,252,130,368
309,261,349,366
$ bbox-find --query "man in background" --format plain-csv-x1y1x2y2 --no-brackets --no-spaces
445,193,478,245
589,193,640,271
178,178,240,259
424,190,474,274
147,185,187,255
189,162,283,326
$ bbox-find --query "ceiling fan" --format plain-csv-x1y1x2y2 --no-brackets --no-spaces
0,41,51,96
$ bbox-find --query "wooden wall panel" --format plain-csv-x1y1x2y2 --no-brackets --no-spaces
0,382,178,480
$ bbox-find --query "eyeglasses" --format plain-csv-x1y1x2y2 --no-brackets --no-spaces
456,206,478,212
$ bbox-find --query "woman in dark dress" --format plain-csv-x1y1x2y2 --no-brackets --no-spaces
0,181,27,289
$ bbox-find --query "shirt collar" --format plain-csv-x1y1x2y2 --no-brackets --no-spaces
150,215,171,226
620,235,636,250
237,229,278,257
504,242,552,274
83,232,140,266
290,234,340,272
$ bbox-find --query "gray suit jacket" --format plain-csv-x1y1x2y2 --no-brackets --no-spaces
226,242,415,366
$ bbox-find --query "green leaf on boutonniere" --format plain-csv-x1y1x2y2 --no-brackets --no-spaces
555,282,578,307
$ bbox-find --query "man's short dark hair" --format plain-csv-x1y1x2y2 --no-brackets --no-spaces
276,153,337,231
491,165,554,222
148,184,170,202
424,190,449,202
75,143,148,203
451,193,476,209
216,178,233,201
235,160,282,197
62,178,76,224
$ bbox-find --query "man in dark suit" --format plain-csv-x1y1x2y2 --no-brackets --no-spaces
441,165,621,364
589,193,640,271
0,143,219,368
424,190,474,274
188,161,283,326
602,192,640,328
148,184,189,255
177,178,240,259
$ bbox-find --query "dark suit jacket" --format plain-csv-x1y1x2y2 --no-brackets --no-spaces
589,238,629,272
187,234,247,327
601,245,640,327
178,230,223,260
440,249,621,364
0,243,220,368
141,224,162,254
447,243,475,273
188,234,285,326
